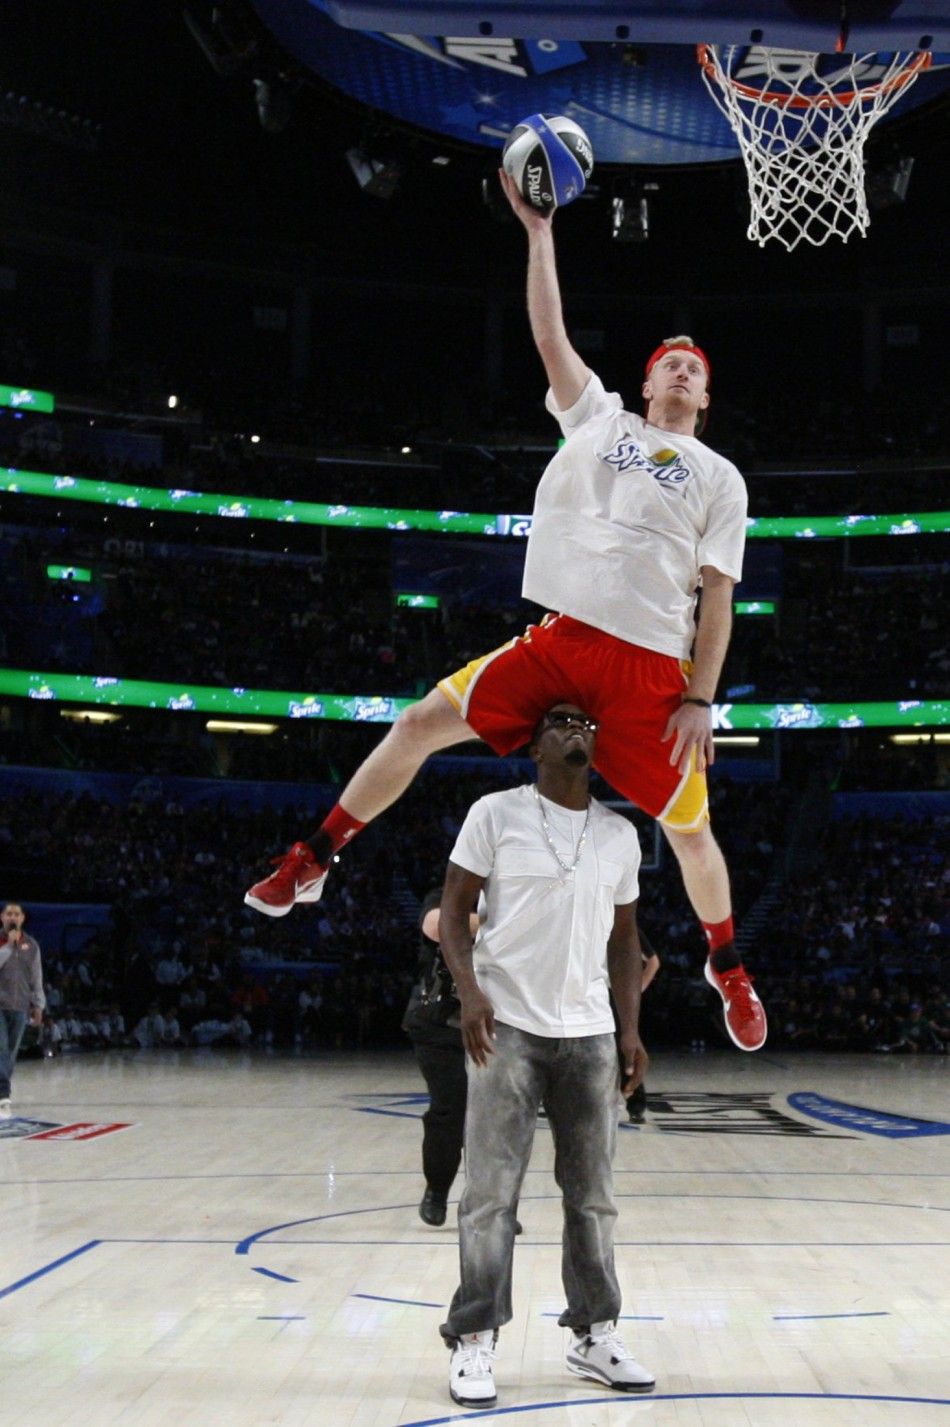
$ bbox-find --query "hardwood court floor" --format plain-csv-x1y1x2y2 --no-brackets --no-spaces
1,1047,948,1426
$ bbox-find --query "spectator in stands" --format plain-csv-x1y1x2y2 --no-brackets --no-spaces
133,1002,167,1049
0,902,46,1117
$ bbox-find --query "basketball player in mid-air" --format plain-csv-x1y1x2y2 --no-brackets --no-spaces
246,168,766,1052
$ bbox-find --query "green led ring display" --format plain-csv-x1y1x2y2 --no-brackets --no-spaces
2,468,947,541
0,668,945,730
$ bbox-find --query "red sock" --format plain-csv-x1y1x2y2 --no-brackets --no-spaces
701,915,735,954
318,804,366,858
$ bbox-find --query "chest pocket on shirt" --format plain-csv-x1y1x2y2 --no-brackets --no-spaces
493,849,560,880
596,858,624,896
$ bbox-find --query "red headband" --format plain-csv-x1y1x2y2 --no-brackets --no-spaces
645,339,711,383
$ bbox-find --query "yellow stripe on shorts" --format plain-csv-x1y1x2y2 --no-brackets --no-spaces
437,637,518,720
657,749,710,832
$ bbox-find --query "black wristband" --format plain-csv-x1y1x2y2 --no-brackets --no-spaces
682,696,712,708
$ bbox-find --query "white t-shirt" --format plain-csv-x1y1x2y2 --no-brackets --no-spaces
449,784,641,1038
521,371,748,660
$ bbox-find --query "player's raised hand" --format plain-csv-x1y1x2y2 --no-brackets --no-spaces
498,168,554,233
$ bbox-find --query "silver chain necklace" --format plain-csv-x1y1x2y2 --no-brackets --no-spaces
533,785,591,877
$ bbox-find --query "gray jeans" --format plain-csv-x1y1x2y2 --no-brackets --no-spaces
441,1021,621,1342
0,1010,28,1100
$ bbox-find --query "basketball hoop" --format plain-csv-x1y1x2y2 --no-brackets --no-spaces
697,45,932,250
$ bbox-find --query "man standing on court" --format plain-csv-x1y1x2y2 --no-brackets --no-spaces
436,701,653,1408
401,887,472,1226
245,170,766,1054
0,902,45,1117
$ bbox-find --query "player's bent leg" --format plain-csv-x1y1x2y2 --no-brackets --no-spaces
662,823,767,1052
244,688,477,917
338,687,478,824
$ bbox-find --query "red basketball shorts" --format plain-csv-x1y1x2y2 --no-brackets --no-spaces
438,613,709,831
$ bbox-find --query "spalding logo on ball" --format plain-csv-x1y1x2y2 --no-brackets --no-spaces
502,114,594,214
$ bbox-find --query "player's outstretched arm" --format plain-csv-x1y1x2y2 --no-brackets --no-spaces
498,169,589,412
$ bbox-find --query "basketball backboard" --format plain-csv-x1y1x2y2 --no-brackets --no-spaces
323,2,948,51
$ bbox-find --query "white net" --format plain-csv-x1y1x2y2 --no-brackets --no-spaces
698,45,931,250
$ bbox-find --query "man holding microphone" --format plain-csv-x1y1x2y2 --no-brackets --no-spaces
0,902,46,1117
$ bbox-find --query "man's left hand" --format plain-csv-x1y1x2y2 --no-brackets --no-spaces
661,701,714,775
619,1032,649,1096
29,1007,43,1027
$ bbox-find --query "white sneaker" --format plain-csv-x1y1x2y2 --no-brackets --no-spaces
449,1329,497,1407
566,1321,655,1393
0,1099,11,1119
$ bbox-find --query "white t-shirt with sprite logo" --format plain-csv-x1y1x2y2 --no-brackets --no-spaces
521,371,748,660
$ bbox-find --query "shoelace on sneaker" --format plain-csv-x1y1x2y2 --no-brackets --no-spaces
718,967,757,997
456,1339,495,1378
588,1325,632,1361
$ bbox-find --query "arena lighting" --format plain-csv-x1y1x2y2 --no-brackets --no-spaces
890,733,950,744
396,592,441,609
46,565,91,582
611,181,658,244
167,395,179,409
252,76,293,134
59,709,121,724
345,146,401,199
206,719,278,734
2,468,947,543
712,736,760,746
1,669,946,730
0,90,101,152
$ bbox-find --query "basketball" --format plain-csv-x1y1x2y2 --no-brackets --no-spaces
502,113,594,214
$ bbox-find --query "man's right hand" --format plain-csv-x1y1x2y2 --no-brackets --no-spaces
460,988,496,1066
498,168,554,235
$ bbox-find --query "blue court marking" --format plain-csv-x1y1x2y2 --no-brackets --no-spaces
233,1239,950,1248
8,1170,950,1187
341,1092,430,1102
541,1312,664,1321
0,1239,101,1301
353,1292,444,1308
235,1203,424,1255
774,1311,890,1321
789,1092,950,1139
357,1108,430,1121
252,1266,298,1283
395,1390,950,1425
235,1191,950,1259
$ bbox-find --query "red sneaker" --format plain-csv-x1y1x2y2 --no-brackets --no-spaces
704,960,767,1051
244,842,327,917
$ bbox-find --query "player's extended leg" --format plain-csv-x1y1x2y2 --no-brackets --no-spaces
662,822,767,1052
244,688,476,916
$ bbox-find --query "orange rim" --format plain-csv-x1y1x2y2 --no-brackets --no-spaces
696,44,931,110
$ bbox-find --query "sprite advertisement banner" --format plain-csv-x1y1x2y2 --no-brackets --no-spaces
0,386,55,413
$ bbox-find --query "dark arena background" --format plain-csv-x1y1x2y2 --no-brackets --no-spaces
0,4,948,1424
